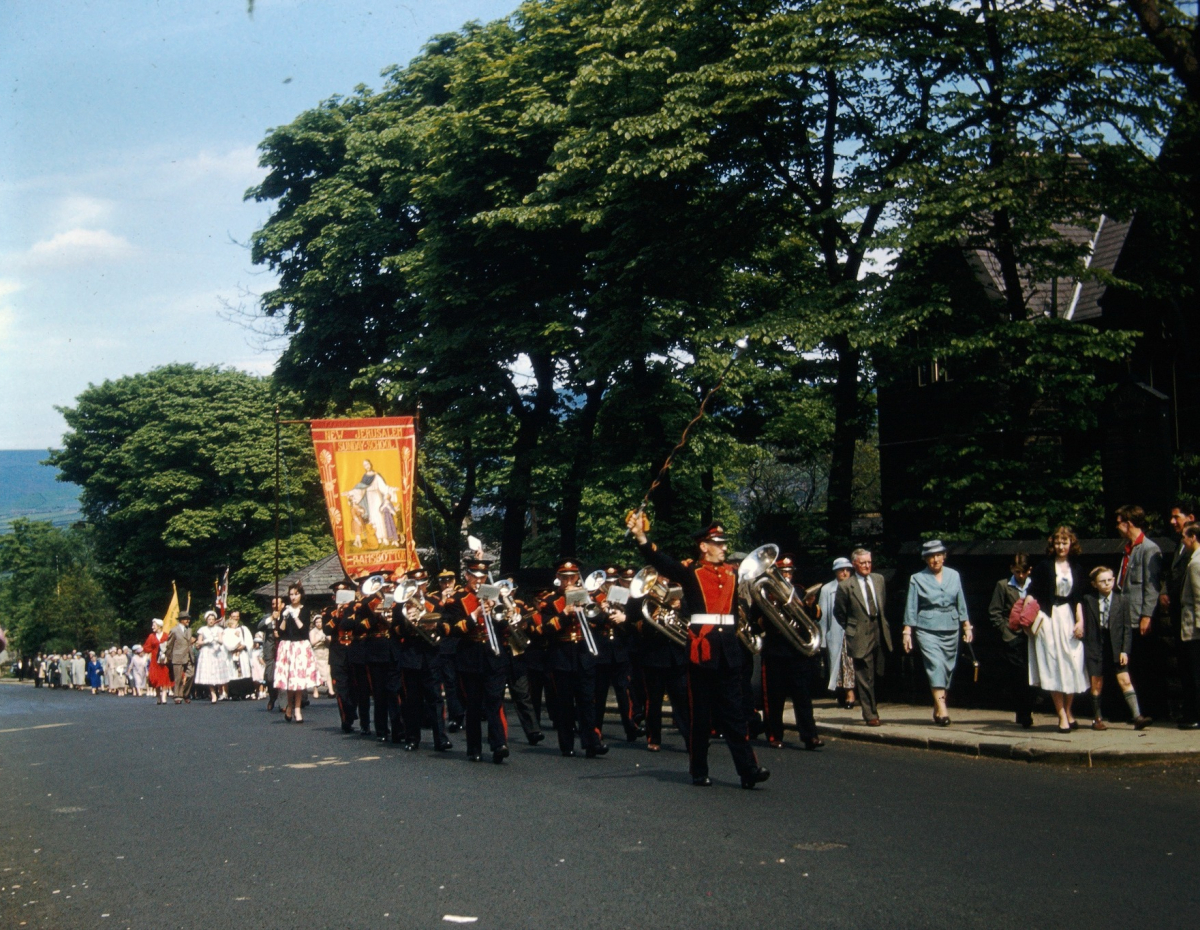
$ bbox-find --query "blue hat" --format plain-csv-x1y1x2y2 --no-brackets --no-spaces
921,539,947,558
832,557,853,572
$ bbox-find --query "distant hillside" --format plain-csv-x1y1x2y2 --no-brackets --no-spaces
0,450,82,532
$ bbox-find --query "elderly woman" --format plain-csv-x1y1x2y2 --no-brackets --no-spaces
194,610,233,703
223,611,254,700
86,652,104,694
1028,525,1088,733
903,540,973,726
127,645,149,696
819,557,856,708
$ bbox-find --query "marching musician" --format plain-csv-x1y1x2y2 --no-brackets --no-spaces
756,554,824,751
496,587,546,747
362,578,398,743
537,561,607,758
593,566,644,743
393,568,453,752
626,513,770,789
631,570,690,752
341,574,374,737
434,569,466,734
621,567,648,737
442,558,511,764
324,579,358,733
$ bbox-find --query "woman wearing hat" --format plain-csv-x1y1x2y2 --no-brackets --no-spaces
902,540,972,725
819,557,856,708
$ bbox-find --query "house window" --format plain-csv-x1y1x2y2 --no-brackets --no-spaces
917,360,951,387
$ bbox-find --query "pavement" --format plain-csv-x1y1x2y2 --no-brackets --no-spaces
3,681,1200,930
809,698,1200,766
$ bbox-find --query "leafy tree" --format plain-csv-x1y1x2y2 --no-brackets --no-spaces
48,365,330,625
0,519,123,654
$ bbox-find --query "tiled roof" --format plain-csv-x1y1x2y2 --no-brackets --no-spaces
252,553,345,601
967,215,1131,321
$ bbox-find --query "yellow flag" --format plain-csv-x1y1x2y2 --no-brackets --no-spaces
162,582,180,636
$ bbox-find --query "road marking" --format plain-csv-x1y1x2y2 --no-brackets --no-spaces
0,723,74,735
443,917,478,924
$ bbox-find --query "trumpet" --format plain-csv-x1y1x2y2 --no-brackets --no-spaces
392,580,442,647
737,544,821,657
629,566,688,648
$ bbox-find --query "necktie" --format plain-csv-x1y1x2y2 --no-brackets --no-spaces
1100,597,1110,629
864,578,878,616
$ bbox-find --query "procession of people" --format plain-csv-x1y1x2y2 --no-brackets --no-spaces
19,499,1194,789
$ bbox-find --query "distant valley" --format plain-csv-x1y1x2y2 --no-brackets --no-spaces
0,450,82,532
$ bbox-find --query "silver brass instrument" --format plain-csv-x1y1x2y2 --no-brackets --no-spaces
494,578,531,655
393,579,442,647
629,566,688,648
737,544,821,657
580,570,608,623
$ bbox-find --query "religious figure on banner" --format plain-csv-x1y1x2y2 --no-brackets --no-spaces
343,459,402,550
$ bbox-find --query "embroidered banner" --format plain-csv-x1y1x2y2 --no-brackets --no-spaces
310,417,421,577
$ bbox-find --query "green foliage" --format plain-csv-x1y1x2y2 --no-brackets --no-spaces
0,519,124,654
47,365,331,628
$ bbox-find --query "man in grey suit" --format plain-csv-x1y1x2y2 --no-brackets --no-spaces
165,613,195,704
833,548,893,726
1116,505,1165,716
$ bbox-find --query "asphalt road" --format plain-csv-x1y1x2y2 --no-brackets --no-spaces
2,683,1198,930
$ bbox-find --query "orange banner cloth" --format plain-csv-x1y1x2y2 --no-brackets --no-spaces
311,417,421,578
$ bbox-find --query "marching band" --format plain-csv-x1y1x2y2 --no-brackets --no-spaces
289,513,827,789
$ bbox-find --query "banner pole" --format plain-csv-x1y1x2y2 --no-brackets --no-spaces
274,405,281,605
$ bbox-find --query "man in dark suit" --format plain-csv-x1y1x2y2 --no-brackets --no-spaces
1081,565,1151,729
833,549,892,726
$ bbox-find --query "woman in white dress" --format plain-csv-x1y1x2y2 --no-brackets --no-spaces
274,583,319,723
1028,526,1088,732
251,634,266,699
194,610,233,702
223,611,254,699
309,615,332,699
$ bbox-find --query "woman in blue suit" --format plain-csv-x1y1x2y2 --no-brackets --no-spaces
903,540,973,726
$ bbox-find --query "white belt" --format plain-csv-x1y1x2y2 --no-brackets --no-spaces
690,613,735,626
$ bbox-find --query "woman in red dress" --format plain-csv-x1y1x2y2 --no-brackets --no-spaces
143,618,172,705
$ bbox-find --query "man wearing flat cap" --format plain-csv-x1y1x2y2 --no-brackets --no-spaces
626,514,769,789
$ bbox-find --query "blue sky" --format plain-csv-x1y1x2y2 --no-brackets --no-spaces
0,0,518,450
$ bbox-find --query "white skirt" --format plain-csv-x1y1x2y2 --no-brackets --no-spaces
194,643,232,686
273,640,319,691
1029,603,1087,693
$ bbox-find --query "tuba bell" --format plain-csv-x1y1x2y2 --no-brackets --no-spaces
629,566,688,648
494,578,531,654
737,544,821,657
393,579,442,647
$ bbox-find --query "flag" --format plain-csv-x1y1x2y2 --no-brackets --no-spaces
310,416,421,577
215,567,229,619
162,582,180,636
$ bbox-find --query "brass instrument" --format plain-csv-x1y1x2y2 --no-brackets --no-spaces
580,570,608,624
393,580,442,647
494,578,531,655
629,566,688,648
737,544,821,657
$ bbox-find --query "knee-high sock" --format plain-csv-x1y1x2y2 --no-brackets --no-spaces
1123,688,1142,718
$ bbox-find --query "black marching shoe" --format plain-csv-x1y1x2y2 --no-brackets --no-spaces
434,741,453,752
528,732,545,746
692,775,713,787
468,753,483,762
492,745,510,764
561,749,576,757
803,737,825,750
341,722,354,733
585,743,609,758
1178,721,1200,730
740,766,771,790
447,719,463,734
403,741,420,752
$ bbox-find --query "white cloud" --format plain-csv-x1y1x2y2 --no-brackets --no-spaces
0,279,20,346
50,195,115,230
164,145,264,188
23,228,136,267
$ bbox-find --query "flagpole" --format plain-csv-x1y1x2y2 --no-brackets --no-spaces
274,405,281,605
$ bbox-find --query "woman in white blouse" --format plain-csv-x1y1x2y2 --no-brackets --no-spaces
194,610,233,702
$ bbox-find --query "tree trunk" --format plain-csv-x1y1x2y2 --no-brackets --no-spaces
826,334,861,545
558,382,606,559
499,352,557,574
415,436,476,573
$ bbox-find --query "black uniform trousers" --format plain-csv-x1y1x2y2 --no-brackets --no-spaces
595,656,639,740
349,661,372,734
328,645,356,730
457,641,508,756
686,660,759,780
440,639,465,725
642,664,689,747
524,645,554,729
1175,630,1199,724
550,642,601,754
401,656,449,749
506,653,543,743
369,658,397,740
761,651,819,744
